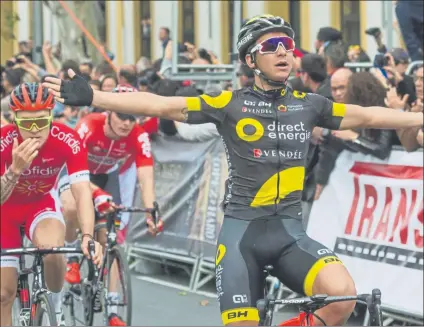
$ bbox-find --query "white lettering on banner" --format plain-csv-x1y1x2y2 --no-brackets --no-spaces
307,150,424,314
51,126,81,154
267,121,311,143
1,130,18,152
204,156,221,242
137,132,152,158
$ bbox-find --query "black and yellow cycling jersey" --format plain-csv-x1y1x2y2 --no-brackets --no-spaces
186,85,346,220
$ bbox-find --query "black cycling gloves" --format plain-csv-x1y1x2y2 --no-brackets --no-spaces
60,74,94,106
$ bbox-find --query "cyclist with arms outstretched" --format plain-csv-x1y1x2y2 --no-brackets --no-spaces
0,82,102,326
44,15,423,326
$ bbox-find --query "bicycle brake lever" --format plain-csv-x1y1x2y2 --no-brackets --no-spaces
88,240,99,279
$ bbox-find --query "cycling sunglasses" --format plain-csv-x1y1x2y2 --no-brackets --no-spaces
251,36,295,54
15,115,53,131
116,112,136,122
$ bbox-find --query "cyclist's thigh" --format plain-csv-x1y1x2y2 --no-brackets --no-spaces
0,267,18,300
0,205,23,270
272,218,343,296
104,169,121,205
217,217,262,326
27,195,65,247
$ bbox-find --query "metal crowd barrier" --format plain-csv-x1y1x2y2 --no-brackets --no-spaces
345,60,423,75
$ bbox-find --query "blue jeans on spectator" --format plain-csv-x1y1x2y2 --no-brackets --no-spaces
395,1,423,61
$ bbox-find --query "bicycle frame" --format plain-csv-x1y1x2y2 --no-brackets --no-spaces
257,266,382,326
1,246,82,326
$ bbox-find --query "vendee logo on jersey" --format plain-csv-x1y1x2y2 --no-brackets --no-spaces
0,130,18,152
253,148,303,159
51,126,81,154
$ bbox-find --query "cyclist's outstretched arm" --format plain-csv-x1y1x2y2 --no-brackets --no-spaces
43,69,189,122
92,90,189,122
70,181,95,238
340,104,423,130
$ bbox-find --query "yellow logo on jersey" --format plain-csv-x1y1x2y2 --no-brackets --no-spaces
200,91,232,109
293,91,307,99
277,104,287,112
216,244,226,265
236,118,264,142
250,166,305,207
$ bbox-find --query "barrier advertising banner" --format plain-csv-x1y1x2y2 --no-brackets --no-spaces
307,150,423,315
126,136,227,261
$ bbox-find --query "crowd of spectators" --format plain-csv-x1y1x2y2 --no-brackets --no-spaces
1,3,422,222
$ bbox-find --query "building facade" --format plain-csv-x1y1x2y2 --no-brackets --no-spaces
2,0,402,65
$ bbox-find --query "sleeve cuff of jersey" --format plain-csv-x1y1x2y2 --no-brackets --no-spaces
69,170,90,184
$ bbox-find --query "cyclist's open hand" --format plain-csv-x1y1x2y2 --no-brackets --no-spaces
10,138,40,175
81,235,103,267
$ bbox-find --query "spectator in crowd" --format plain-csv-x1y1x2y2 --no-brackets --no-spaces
323,43,348,77
59,60,81,81
79,61,93,76
395,0,423,61
314,68,353,201
118,64,138,87
91,61,115,80
332,71,393,159
237,64,254,88
88,79,101,91
135,57,152,75
99,73,118,92
347,45,371,63
299,54,331,99
159,27,171,56
330,68,353,103
314,27,343,53
1,68,23,114
385,65,423,151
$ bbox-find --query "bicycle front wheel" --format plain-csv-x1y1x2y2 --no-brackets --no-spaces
103,245,132,325
32,293,57,326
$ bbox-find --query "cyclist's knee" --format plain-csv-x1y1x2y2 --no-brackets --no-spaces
0,269,17,305
313,263,357,323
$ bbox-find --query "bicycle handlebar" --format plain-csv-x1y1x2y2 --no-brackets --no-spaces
0,246,82,256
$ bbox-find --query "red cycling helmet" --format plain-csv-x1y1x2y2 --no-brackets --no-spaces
112,84,139,93
9,82,55,112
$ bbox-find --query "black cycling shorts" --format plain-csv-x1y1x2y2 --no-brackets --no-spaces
216,215,343,325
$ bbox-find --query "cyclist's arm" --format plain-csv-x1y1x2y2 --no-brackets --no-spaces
340,105,423,130
92,91,189,122
312,93,423,131
0,168,20,205
136,166,155,213
70,181,95,237
91,90,230,125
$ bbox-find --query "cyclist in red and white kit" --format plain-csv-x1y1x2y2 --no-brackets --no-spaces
57,85,162,326
0,82,102,326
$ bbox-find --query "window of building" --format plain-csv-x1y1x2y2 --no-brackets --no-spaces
340,1,360,45
181,1,195,44
140,0,152,59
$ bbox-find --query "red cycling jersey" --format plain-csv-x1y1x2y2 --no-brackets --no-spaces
75,113,153,175
0,123,90,204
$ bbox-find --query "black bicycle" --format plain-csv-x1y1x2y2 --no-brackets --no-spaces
257,265,383,326
0,228,96,326
63,202,160,326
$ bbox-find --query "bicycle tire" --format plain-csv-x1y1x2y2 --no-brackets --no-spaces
103,245,132,325
32,292,57,326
